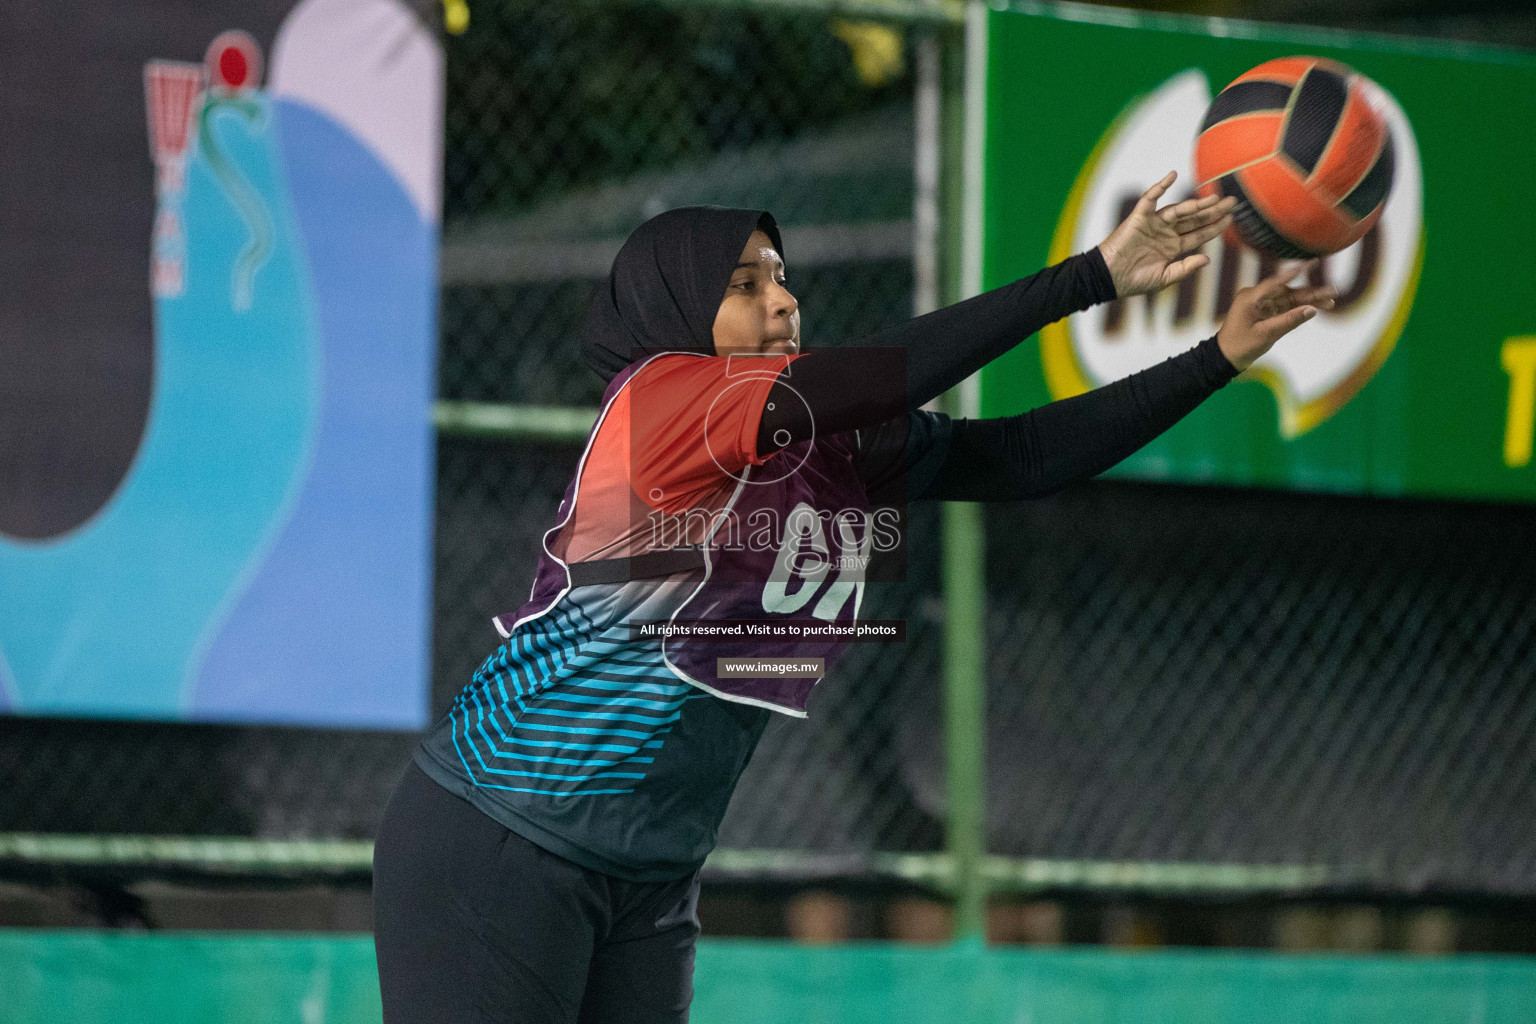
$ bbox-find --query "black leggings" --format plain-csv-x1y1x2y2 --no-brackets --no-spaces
372,761,701,1024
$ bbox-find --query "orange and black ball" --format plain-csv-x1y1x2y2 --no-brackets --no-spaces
1195,57,1395,258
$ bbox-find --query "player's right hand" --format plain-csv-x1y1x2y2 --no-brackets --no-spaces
1216,262,1337,372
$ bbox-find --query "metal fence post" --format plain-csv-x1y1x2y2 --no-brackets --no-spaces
939,0,989,943
942,501,987,941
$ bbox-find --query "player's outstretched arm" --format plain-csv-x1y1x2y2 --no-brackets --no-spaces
913,266,1336,502
758,176,1231,458
758,250,1116,455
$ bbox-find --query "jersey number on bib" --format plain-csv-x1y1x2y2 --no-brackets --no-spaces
761,502,871,621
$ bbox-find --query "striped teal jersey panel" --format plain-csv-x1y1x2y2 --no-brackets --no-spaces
416,584,773,880
446,603,699,797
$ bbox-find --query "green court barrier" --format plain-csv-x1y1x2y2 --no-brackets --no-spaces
0,931,382,1024
6,931,1536,1024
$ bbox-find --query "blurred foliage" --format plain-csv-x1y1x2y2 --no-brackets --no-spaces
443,0,911,224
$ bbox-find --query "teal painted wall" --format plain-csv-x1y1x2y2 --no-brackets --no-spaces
5,931,1536,1023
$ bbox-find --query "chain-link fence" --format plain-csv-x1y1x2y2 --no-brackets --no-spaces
432,0,945,868
970,480,1536,896
436,0,920,412
727,470,1536,897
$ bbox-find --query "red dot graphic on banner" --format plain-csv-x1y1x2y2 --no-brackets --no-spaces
205,30,263,93
219,48,248,89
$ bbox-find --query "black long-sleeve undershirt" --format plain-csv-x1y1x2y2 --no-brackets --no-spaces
755,247,1242,502
757,249,1116,453
914,333,1239,502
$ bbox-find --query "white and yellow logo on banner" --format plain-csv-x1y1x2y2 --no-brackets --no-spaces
1042,69,1424,438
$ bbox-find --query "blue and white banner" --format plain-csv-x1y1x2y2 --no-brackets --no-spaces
0,0,441,728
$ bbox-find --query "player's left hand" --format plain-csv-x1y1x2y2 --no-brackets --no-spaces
1097,171,1236,298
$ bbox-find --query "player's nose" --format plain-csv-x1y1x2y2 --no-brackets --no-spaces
769,281,798,319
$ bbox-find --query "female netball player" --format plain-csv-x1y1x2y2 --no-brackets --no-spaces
373,174,1335,1023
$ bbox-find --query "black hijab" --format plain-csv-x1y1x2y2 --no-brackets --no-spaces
582,206,784,383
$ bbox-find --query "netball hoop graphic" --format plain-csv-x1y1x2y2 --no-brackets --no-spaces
11,0,442,726
144,61,203,296
144,31,274,308
145,62,202,195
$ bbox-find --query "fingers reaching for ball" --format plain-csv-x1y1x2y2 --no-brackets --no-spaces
1158,192,1231,231
1250,261,1319,295
1159,251,1212,288
1256,303,1319,345
1163,194,1236,253
1134,170,1179,216
1255,290,1337,341
1251,263,1338,333
1217,260,1338,370
1156,192,1218,220
1176,212,1235,260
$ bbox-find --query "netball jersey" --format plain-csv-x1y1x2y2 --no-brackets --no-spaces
415,353,933,881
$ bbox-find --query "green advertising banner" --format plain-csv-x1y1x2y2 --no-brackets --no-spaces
979,5,1536,501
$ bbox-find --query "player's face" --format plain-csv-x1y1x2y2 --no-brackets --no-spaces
712,230,800,357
